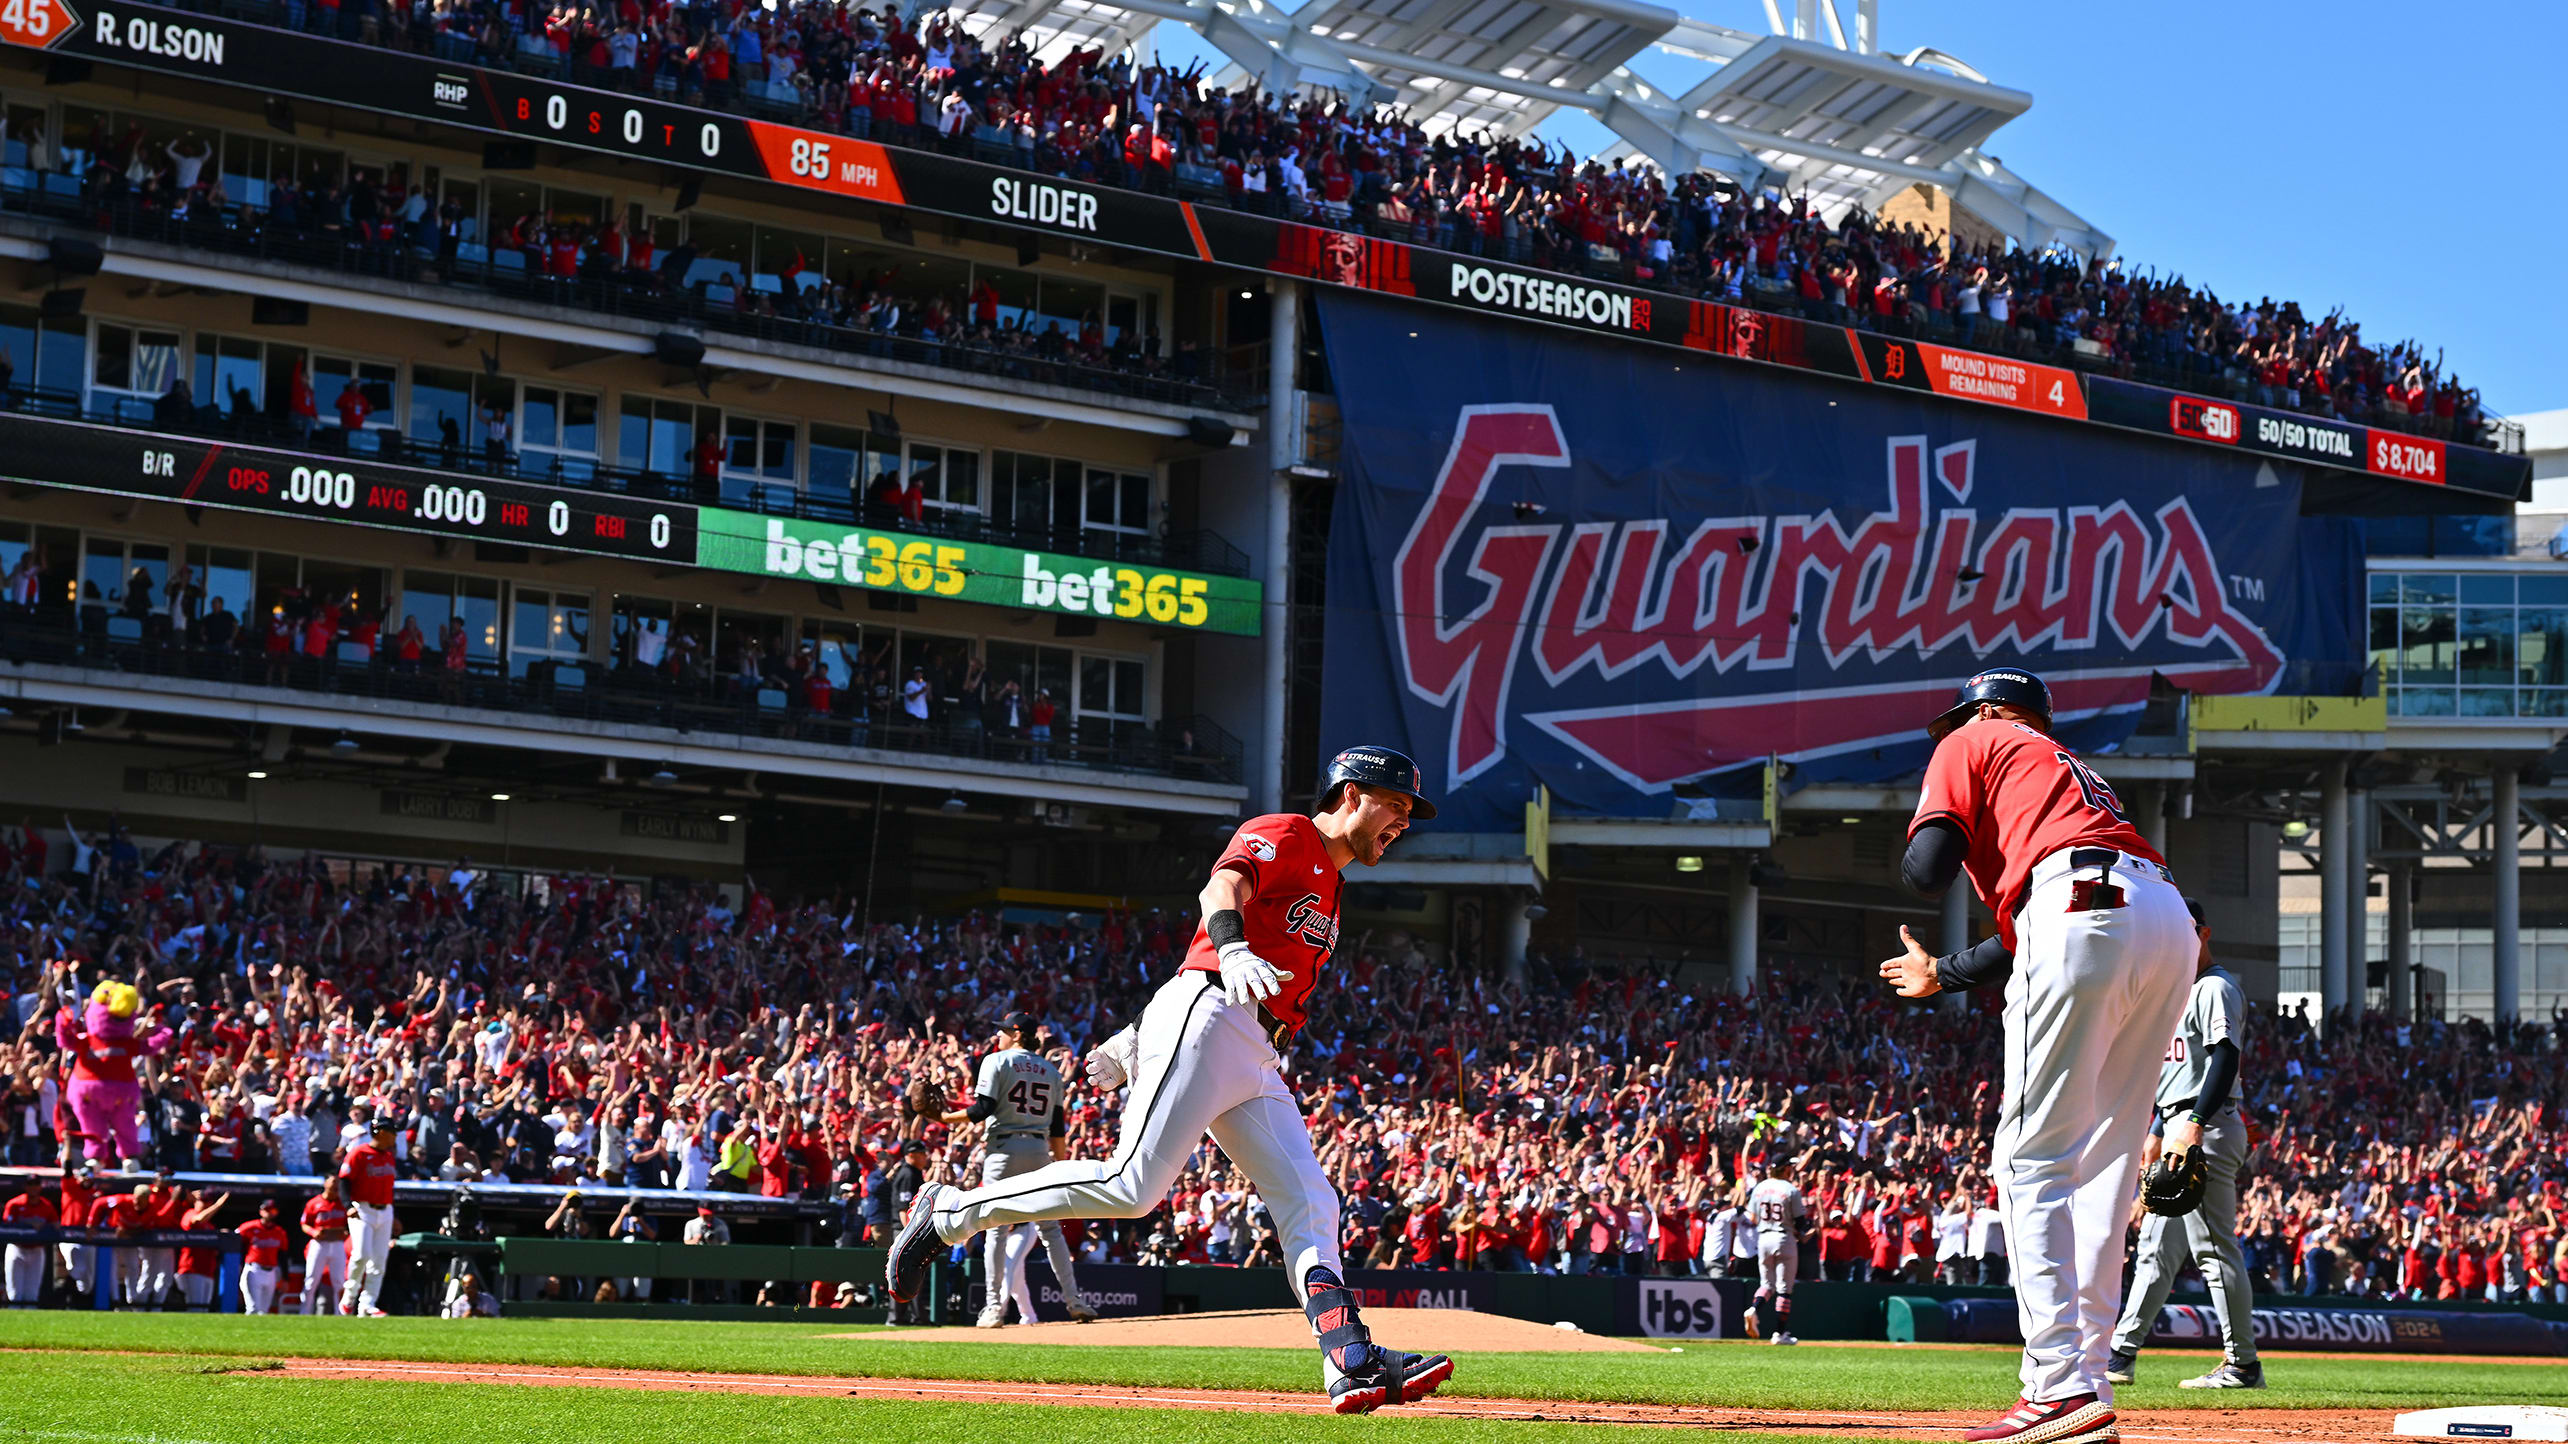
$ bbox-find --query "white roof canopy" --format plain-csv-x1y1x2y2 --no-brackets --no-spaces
948,0,2112,252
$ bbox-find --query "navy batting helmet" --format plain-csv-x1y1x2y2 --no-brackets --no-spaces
1925,668,2053,744
1320,745,1436,820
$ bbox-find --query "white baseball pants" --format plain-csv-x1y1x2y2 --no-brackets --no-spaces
138,1246,174,1305
178,1273,215,1309
301,1239,346,1313
55,1242,93,1298
1757,1243,1796,1295
4,1243,42,1303
1995,848,2194,1406
981,1137,1083,1322
241,1262,280,1314
936,973,1343,1301
342,1202,394,1312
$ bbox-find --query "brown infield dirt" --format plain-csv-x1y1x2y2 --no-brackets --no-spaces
251,1347,2398,1442
828,1306,1665,1351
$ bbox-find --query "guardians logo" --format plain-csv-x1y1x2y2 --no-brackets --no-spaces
1392,405,2285,793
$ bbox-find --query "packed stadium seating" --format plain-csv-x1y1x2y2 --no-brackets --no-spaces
0,3,2498,449
9,831,2565,1306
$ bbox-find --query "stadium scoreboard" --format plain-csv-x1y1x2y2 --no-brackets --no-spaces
0,413,698,562
0,413,1267,634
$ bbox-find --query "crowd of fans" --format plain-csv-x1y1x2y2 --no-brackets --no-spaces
4,823,2566,1314
25,121,1209,402
2,4,2501,445
45,0,2485,444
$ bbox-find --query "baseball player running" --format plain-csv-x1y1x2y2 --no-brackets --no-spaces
1744,1154,1807,1345
1880,669,2194,1444
2107,897,2262,1390
942,1011,1099,1327
890,746,1455,1414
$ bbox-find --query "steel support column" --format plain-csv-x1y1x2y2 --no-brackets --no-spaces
2386,862,2412,1022
1257,280,1298,817
1729,856,1759,997
2494,767,2521,1022
2319,760,2348,1022
2136,782,2167,861
2345,785,2369,1012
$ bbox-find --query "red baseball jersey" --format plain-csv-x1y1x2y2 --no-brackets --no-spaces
1909,716,2159,949
1181,813,1344,1033
340,1142,398,1208
237,1218,290,1269
1,1191,56,1225
301,1195,348,1240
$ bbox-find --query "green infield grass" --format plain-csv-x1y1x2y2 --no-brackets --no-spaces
0,1350,1872,1444
1,1311,2560,1416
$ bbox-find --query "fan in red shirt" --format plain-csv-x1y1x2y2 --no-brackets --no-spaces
237,1197,291,1314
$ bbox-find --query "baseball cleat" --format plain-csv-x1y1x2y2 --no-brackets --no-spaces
2104,1351,2135,1386
1066,1301,1101,1324
974,1306,1006,1329
1390,1351,1454,1404
2178,1361,2263,1390
885,1182,950,1307
1771,1332,1798,1346
1962,1393,2116,1444
1325,1348,1395,1415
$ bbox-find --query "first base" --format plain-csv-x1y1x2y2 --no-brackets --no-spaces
2395,1407,2568,1440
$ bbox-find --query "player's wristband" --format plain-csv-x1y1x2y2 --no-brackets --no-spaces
2185,1111,2209,1127
1206,909,1247,949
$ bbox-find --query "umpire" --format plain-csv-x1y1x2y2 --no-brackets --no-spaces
2107,896,2263,1390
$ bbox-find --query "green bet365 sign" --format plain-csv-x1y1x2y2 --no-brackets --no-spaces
698,511,1263,636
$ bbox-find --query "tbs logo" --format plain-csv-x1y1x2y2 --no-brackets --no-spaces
2170,396,2240,444
1638,1282,1725,1337
432,76,471,108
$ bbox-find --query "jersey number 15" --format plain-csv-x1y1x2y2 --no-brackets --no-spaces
2053,751,2127,822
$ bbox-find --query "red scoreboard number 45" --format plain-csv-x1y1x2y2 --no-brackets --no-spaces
0,0,81,49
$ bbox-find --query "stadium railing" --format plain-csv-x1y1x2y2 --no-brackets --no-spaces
0,603,1249,785
0,177,1249,419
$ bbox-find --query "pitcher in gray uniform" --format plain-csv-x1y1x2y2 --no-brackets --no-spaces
943,1012,1098,1326
2106,897,2263,1390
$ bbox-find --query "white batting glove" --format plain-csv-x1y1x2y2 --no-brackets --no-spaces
1083,1024,1140,1091
1216,943,1292,1007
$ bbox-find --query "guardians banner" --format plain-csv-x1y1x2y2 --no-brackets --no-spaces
1317,292,2365,832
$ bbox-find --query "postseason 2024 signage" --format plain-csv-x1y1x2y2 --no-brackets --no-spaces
5,1,2528,503
1317,290,2369,832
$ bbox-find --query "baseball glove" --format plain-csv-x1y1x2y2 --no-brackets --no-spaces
2141,1147,2208,1217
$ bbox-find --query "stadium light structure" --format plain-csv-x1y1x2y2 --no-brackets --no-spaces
935,0,2109,246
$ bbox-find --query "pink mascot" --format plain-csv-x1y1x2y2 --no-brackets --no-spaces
56,982,171,1167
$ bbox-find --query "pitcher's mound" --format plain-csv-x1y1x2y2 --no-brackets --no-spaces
849,1308,1663,1353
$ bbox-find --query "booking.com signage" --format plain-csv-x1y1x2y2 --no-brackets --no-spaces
700,511,1262,636
1315,292,2368,832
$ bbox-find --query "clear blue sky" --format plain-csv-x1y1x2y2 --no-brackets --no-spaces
1154,0,2568,418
